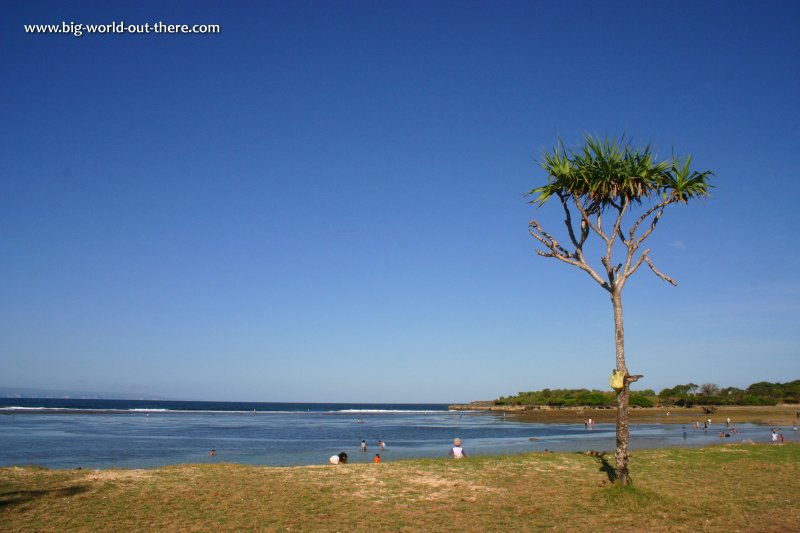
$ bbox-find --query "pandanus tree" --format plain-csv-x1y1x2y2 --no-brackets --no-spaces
527,135,712,484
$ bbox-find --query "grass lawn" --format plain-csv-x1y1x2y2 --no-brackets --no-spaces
2,443,798,532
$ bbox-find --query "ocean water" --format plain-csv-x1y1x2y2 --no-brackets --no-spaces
0,399,789,469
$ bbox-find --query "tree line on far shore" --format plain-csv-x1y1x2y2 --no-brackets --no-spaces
495,380,800,408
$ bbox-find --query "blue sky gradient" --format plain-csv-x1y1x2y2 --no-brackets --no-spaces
1,1,799,402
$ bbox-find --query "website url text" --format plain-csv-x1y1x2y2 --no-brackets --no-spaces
24,21,221,37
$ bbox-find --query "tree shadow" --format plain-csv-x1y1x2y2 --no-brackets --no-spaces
597,455,617,483
0,485,89,509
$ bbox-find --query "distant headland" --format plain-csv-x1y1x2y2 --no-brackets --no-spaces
0,386,169,401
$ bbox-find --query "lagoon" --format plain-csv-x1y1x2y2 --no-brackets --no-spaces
0,400,789,469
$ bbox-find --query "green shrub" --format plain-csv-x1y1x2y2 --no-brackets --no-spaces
630,395,655,408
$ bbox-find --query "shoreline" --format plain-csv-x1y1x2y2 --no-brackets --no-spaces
1,440,795,473
448,403,800,426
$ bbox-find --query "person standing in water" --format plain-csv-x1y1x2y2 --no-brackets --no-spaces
361,440,367,452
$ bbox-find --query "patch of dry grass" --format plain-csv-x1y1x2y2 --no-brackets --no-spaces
2,444,798,532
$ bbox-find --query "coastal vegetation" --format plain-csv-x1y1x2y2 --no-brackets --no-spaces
495,380,800,409
527,134,713,484
496,388,656,408
2,444,798,532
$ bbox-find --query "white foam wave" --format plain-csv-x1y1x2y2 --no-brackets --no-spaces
333,409,445,414
1,406,62,411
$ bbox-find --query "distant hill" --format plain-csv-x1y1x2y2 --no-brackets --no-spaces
0,386,170,401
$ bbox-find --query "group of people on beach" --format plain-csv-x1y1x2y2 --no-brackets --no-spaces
330,439,387,464
329,438,467,465
689,418,717,431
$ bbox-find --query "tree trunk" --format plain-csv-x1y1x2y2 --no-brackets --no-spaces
611,291,631,484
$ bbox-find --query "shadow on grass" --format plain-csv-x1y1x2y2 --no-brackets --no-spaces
597,454,617,483
0,485,89,509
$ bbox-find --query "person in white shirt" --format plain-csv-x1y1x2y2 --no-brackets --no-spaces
329,452,348,464
449,438,466,459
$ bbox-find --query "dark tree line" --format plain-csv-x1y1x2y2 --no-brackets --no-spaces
496,388,655,408
496,380,800,408
658,380,800,407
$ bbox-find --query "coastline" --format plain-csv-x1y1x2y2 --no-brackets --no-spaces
448,403,800,426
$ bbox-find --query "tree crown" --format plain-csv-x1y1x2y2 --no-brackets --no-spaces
526,135,714,293
527,135,712,209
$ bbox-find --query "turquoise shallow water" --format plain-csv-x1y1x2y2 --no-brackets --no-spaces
2,404,794,469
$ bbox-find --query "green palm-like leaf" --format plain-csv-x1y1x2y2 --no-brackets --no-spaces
527,135,712,209
662,155,714,203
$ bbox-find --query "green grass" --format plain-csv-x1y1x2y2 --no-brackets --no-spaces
2,444,799,532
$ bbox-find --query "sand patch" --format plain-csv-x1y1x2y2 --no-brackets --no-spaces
345,466,505,503
713,447,753,454
86,469,154,481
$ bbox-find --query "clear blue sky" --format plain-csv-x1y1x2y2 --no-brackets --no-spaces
1,1,798,402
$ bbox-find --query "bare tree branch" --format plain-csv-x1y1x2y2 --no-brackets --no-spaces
601,255,614,284
626,249,650,279
607,200,628,245
573,197,607,244
535,248,580,267
628,198,673,241
576,260,611,291
602,197,631,287
625,374,644,385
529,218,611,292
596,209,604,236
529,220,571,257
555,192,576,245
644,255,678,286
635,206,666,249
610,197,629,248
